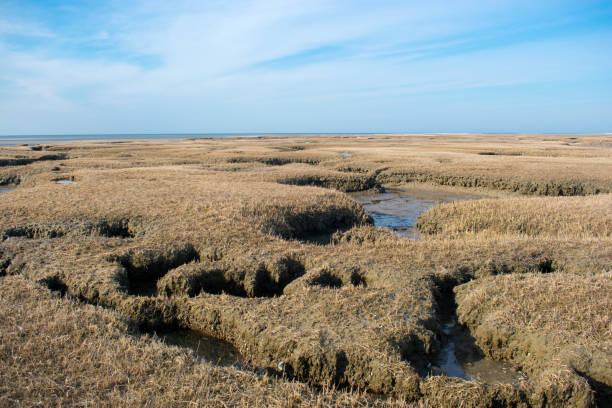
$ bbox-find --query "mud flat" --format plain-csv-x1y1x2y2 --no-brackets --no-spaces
351,185,528,383
0,134,611,407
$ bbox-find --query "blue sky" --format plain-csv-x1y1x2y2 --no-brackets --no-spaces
0,0,611,134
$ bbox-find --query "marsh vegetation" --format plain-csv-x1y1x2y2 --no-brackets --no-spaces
1,133,611,407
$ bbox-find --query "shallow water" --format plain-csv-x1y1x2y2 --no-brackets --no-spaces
437,318,525,384
351,185,486,239
0,187,15,194
339,152,352,156
56,180,75,184
158,329,241,366
352,185,525,383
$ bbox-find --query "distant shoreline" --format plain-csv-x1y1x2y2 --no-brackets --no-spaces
1,132,608,146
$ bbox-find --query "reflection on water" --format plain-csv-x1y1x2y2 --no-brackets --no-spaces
0,187,15,194
351,185,486,239
437,319,526,384
158,329,242,366
56,180,75,184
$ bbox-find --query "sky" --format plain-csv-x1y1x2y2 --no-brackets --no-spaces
0,0,611,135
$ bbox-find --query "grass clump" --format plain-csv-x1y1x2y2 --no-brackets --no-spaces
417,194,612,238
455,272,612,406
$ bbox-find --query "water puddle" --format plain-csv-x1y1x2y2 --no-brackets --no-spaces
56,180,75,184
339,152,352,157
351,185,487,239
436,317,526,384
157,329,242,366
0,187,15,194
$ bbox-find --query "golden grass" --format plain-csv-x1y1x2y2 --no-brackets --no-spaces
3,133,612,195
1,133,611,407
456,272,612,406
417,194,612,238
0,275,418,408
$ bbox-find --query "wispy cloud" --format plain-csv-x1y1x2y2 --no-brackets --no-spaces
0,0,611,134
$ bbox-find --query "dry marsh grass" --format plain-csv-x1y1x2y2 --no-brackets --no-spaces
1,133,611,407
417,193,612,238
455,272,612,406
0,276,417,408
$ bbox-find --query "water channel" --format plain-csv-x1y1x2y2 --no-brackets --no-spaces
147,184,524,384
352,184,526,383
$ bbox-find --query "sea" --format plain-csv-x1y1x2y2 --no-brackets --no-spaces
1,132,598,146
0,132,407,146
0,133,290,146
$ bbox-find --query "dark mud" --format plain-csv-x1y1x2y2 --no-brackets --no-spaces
0,154,67,167
117,244,200,296
377,170,610,196
121,247,306,299
157,329,242,366
2,219,137,240
351,185,487,239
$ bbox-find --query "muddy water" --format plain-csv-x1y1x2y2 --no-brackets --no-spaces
352,185,525,383
158,329,241,366
436,317,525,384
351,185,487,239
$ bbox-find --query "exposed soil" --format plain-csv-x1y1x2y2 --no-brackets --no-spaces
2,218,137,240
155,255,306,298
156,328,242,366
377,169,610,196
0,154,67,167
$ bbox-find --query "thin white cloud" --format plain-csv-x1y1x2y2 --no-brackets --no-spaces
0,0,610,134
0,18,55,38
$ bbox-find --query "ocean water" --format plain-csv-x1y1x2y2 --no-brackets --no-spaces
0,132,383,146
0,133,270,146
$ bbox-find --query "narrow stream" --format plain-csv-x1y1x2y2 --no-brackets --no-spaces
144,185,522,382
352,184,526,383
350,185,487,239
437,316,525,384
